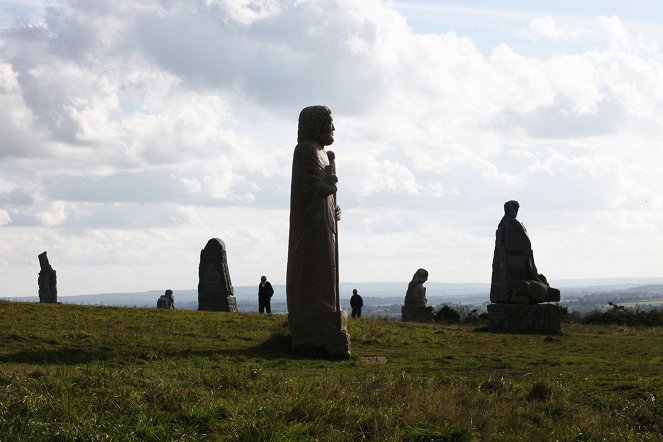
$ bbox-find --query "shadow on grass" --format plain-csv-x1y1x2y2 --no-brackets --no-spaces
0,346,114,365
0,332,349,365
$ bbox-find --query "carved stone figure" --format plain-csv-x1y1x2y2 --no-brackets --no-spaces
401,268,434,322
37,251,57,303
198,238,237,312
490,200,560,304
157,289,175,309
488,201,562,333
286,105,350,359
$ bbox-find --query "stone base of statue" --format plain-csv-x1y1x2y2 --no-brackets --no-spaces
199,295,237,312
39,293,57,303
487,303,561,334
401,305,434,323
288,310,351,360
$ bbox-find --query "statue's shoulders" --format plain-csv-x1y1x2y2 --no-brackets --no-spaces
503,217,525,232
295,140,322,153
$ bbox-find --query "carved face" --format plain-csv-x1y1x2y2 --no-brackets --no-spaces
319,116,335,146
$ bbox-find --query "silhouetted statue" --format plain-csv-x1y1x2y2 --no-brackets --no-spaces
198,238,237,312
401,268,434,322
490,200,560,304
38,251,57,303
157,289,175,309
286,105,350,359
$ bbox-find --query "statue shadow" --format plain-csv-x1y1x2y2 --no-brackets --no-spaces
0,346,114,365
0,332,343,365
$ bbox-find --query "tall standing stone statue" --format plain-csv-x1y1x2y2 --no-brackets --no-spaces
198,238,237,312
286,105,350,359
488,200,561,333
37,251,57,303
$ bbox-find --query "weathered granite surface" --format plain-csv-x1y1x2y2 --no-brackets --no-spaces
289,310,350,359
487,303,561,334
198,238,237,312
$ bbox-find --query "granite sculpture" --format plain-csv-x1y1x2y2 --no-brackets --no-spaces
286,105,350,359
490,200,560,304
401,268,434,322
157,289,175,309
198,238,237,312
488,200,561,333
37,251,57,303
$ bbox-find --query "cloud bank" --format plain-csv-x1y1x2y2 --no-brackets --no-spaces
1,0,663,295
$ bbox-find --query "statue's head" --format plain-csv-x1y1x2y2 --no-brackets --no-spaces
165,289,173,297
298,105,334,146
261,275,267,282
352,289,358,295
504,200,520,218
411,268,429,284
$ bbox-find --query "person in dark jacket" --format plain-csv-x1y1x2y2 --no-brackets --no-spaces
350,289,363,318
258,275,274,314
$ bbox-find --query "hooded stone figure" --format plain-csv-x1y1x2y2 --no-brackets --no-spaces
490,200,560,304
402,268,433,322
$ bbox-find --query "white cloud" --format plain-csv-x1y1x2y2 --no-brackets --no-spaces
522,16,597,42
2,0,663,295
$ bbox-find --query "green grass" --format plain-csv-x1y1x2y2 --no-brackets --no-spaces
1,301,662,441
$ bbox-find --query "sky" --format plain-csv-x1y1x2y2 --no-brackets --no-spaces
1,0,663,296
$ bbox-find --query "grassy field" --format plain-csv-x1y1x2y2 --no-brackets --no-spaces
0,301,661,441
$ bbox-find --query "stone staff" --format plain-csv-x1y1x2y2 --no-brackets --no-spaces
327,150,340,311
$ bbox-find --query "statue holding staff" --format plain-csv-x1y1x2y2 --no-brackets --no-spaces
286,105,350,359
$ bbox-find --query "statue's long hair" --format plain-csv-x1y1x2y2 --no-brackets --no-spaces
297,105,331,143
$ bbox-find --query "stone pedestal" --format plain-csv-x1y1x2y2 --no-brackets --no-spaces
487,303,561,334
288,310,351,360
401,305,434,323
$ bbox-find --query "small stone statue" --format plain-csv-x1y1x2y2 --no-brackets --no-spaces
286,105,350,359
401,268,434,322
37,251,57,303
157,289,175,309
490,200,560,304
198,238,237,312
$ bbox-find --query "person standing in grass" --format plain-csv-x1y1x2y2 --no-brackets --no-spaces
258,275,274,314
350,289,363,318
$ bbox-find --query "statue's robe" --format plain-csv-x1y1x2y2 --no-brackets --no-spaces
404,282,427,307
490,216,538,303
286,140,338,313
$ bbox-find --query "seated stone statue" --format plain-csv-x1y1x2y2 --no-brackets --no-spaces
490,200,560,305
402,268,434,322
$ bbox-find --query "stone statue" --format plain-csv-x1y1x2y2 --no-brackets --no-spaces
286,105,350,359
37,251,57,303
490,200,560,304
401,268,433,322
198,238,237,312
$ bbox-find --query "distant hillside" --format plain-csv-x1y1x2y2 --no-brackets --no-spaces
5,278,663,314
